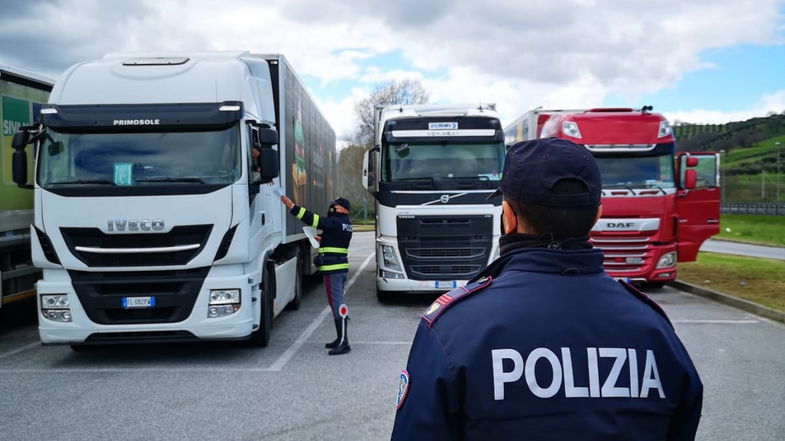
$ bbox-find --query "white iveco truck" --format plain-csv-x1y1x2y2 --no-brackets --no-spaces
363,104,504,299
11,52,336,348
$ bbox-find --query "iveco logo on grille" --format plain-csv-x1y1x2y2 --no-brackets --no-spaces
108,219,165,232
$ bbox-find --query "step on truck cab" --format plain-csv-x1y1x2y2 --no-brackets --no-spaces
11,52,336,347
504,107,720,285
363,104,505,299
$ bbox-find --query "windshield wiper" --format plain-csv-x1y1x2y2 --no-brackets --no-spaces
448,175,490,181
50,179,113,185
605,183,635,192
135,177,206,184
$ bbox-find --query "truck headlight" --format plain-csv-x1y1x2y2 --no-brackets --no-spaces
41,294,72,322
208,289,241,318
658,120,672,138
562,121,582,139
656,252,676,269
380,269,404,279
381,244,401,271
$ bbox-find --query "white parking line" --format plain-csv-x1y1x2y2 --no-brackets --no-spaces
0,341,40,360
672,319,759,324
267,252,375,372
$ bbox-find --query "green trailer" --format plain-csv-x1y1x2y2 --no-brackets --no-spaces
0,65,52,309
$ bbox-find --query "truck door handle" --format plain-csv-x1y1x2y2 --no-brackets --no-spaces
707,218,719,223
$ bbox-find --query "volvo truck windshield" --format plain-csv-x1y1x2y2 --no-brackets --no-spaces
38,125,241,190
382,141,503,186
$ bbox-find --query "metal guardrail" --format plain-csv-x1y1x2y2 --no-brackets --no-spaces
721,202,785,216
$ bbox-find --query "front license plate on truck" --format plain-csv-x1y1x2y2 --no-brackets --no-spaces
122,296,156,309
435,281,457,289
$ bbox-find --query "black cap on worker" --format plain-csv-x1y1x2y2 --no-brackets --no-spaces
331,197,351,211
489,138,601,207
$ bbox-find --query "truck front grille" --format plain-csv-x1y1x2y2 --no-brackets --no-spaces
68,267,210,325
396,215,493,281
61,225,212,267
590,233,656,273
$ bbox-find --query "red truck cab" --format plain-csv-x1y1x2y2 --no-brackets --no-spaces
535,107,720,285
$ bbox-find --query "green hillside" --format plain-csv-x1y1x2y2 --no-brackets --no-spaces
674,114,785,203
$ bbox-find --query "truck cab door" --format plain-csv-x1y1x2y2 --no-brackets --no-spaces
676,152,720,262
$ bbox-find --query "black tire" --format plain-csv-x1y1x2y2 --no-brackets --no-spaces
286,250,303,311
69,344,95,352
249,263,274,347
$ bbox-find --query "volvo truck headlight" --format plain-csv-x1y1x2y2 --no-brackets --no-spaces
380,269,404,279
208,289,241,318
656,252,676,269
562,121,582,139
381,244,401,271
658,120,672,138
41,294,72,322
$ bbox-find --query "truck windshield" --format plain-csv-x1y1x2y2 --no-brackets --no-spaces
37,125,241,188
382,141,504,183
596,154,675,189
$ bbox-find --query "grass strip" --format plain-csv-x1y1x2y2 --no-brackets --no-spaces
678,252,785,312
716,214,785,247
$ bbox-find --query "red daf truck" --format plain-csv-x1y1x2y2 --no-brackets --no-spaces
504,107,720,286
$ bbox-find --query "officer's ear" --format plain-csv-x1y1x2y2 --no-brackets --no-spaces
501,200,518,235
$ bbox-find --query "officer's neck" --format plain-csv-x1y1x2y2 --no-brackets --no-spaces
499,233,592,255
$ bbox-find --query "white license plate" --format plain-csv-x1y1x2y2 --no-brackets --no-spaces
435,281,457,289
122,296,156,309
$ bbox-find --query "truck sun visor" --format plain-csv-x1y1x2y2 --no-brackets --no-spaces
40,101,244,133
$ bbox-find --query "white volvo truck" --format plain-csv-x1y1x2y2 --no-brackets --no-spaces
11,52,336,348
363,104,504,300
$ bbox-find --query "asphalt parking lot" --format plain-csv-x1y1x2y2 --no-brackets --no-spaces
1,231,783,441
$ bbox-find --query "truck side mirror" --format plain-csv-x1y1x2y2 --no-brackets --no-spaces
362,150,370,190
684,169,697,190
258,128,278,146
685,156,698,167
364,146,379,195
259,148,279,183
12,131,30,150
12,149,30,187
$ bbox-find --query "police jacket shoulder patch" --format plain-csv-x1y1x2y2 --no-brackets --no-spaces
619,280,673,327
421,277,493,328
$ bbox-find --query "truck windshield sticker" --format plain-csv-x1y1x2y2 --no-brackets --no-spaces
113,163,134,186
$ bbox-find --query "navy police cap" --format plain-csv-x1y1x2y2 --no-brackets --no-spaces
331,197,351,211
490,138,601,207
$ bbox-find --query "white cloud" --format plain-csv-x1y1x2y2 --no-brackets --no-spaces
1,0,783,136
666,90,785,124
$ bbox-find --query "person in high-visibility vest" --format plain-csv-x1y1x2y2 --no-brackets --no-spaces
281,195,353,355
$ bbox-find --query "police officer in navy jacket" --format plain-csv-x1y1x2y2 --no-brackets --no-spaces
390,138,702,440
282,195,353,355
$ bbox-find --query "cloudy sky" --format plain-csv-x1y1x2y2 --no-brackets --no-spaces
2,0,784,144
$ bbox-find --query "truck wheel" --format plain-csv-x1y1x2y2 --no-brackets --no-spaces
249,263,274,347
70,344,95,352
286,250,303,311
